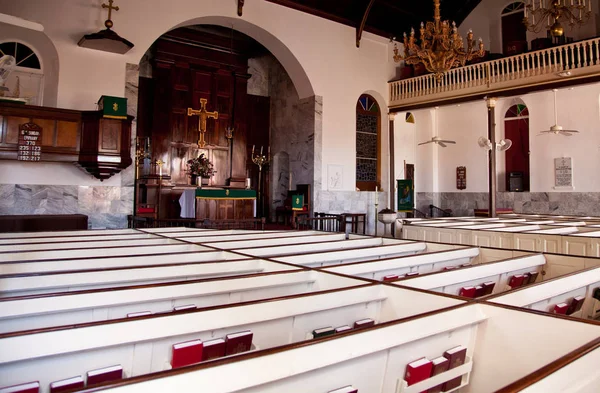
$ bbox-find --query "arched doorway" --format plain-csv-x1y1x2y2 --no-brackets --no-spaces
501,2,527,55
504,104,530,192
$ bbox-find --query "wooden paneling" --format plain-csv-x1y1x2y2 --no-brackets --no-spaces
196,198,255,220
5,116,28,144
56,121,79,148
99,119,120,152
34,118,56,146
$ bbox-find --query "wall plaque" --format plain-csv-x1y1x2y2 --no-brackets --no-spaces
554,157,573,188
17,123,43,162
456,166,467,190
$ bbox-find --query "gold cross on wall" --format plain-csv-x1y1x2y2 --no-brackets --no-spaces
102,0,119,29
187,98,219,148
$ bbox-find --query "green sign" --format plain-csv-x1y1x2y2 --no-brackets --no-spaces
397,179,414,212
292,194,304,211
98,95,128,120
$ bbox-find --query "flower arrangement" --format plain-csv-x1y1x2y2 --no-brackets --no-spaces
187,153,214,178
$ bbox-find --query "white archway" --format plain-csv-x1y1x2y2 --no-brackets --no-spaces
134,16,314,100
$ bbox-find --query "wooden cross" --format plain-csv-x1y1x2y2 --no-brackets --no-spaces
187,98,219,148
102,0,119,29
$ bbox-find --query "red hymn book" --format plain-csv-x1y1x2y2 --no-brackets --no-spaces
225,331,253,355
405,357,433,388
171,339,203,369
429,356,450,393
49,376,85,393
553,303,569,314
202,338,226,361
0,382,40,393
458,286,476,298
442,345,467,391
87,365,123,385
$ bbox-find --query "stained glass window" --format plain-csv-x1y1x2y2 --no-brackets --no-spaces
505,104,529,118
406,112,415,123
356,94,380,190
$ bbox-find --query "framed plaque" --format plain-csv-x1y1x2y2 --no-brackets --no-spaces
17,122,43,162
456,166,467,190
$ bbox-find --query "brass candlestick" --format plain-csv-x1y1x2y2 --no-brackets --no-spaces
252,145,270,218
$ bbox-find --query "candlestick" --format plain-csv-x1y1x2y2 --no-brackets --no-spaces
289,171,293,190
375,186,379,204
260,145,263,155
268,145,270,157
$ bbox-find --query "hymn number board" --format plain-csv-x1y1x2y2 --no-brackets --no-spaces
456,166,467,190
17,122,43,162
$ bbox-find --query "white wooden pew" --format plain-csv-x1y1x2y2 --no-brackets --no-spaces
272,242,431,267
0,270,369,333
0,259,297,297
0,233,160,246
488,264,600,320
0,229,140,239
0,243,209,263
0,237,182,253
0,285,465,392
393,254,546,297
58,303,600,393
175,230,331,243
322,247,480,280
203,233,358,250
517,342,600,393
471,225,542,249
0,250,246,275
234,238,409,258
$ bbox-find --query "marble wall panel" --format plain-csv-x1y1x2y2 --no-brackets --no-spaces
0,184,134,229
415,192,600,217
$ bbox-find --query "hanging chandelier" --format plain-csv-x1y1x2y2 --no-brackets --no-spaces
523,0,592,37
393,0,484,83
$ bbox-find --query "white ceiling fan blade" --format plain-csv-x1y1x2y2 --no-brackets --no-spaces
438,141,447,147
418,140,433,145
560,131,573,136
561,129,579,133
439,140,456,144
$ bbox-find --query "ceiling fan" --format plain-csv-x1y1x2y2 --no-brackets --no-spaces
538,89,579,137
418,136,456,148
477,137,512,151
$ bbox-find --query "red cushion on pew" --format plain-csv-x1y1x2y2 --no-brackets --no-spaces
137,207,155,214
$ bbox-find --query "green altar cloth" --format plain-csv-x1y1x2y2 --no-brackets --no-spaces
195,188,256,200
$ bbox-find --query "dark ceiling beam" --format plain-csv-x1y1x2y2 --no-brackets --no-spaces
356,0,376,48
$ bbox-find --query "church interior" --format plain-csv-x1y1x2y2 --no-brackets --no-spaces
2,0,600,392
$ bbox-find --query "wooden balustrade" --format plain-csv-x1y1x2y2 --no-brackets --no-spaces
389,37,600,109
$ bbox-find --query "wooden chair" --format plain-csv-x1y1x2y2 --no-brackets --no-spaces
275,184,311,228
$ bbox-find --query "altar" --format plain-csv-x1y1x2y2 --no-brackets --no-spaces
194,188,256,221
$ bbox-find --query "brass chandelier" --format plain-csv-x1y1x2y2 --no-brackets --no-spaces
523,0,592,37
393,0,484,83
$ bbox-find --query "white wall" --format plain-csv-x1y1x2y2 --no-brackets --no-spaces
405,83,600,194
0,0,398,193
498,84,600,192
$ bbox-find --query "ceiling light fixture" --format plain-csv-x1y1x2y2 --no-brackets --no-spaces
523,0,592,37
392,0,485,83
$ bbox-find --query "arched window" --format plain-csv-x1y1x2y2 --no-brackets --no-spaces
501,2,527,56
0,41,44,105
405,112,415,124
504,104,530,192
356,94,380,191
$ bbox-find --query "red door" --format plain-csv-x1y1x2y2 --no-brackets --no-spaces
504,117,530,191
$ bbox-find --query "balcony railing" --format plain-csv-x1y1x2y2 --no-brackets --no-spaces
389,37,600,109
